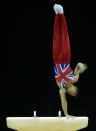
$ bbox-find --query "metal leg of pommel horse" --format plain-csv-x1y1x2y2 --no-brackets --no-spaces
6,111,88,131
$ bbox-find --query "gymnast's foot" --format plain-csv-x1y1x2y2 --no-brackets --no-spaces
54,4,63,14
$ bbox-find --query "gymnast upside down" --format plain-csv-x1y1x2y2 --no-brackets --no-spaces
53,4,87,118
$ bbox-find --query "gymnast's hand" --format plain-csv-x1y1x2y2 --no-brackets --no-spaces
66,114,76,119
74,62,88,75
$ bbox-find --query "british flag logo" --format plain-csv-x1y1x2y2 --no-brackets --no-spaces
54,64,74,88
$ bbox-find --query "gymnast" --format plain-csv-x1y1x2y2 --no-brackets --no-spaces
53,4,87,118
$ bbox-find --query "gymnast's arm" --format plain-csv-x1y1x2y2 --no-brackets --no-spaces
59,86,68,116
73,74,79,83
73,62,88,83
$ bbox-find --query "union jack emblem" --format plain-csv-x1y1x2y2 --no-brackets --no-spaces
54,64,74,88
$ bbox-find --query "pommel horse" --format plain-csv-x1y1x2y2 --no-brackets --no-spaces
6,111,88,131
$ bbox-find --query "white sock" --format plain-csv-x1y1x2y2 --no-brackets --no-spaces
54,4,64,14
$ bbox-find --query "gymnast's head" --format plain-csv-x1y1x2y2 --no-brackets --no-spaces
66,83,78,96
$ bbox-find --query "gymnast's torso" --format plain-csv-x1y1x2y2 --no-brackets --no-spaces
54,64,74,88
